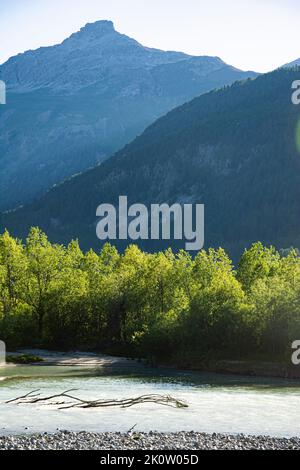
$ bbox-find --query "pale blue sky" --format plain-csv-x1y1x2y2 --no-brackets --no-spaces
1,0,299,72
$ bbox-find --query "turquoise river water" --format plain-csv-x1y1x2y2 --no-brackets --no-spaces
1,363,300,437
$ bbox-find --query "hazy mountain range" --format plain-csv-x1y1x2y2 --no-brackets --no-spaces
0,20,257,211
2,67,300,258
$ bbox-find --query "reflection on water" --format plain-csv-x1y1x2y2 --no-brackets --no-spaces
2,363,300,390
1,363,300,437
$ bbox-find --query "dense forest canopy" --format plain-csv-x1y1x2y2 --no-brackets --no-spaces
1,228,299,365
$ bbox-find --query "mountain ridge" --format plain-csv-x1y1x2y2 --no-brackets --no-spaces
0,20,257,212
2,67,299,259
284,58,300,68
0,20,229,93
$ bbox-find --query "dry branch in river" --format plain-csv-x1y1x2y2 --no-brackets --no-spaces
6,390,188,410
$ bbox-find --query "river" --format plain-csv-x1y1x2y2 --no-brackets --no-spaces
1,361,300,437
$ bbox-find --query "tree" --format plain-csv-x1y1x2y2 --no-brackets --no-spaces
237,243,281,292
24,228,64,339
0,231,27,316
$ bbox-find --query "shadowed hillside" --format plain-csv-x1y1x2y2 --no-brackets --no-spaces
1,68,300,259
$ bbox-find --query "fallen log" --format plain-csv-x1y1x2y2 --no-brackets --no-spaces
6,390,188,410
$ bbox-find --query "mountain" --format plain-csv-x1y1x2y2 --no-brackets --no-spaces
0,20,257,211
2,68,299,258
284,58,300,67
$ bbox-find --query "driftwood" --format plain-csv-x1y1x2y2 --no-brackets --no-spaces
6,389,188,410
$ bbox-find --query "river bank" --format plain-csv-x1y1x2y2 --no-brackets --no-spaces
0,431,299,450
5,349,138,367
5,349,300,380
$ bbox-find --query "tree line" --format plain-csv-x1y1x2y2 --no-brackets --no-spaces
0,227,300,365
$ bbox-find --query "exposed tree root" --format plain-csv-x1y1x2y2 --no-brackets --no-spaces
6,390,188,410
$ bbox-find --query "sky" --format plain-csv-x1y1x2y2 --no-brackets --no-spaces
1,0,299,72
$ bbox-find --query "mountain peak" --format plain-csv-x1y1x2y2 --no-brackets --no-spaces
0,19,258,213
66,20,116,43
79,20,115,36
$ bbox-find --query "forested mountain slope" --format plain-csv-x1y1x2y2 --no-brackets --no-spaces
2,68,300,258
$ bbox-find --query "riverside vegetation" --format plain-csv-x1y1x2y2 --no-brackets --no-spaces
0,227,300,366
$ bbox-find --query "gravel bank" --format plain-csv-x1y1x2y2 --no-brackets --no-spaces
0,431,299,450
7,349,139,367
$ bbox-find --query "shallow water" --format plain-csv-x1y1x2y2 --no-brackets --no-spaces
1,364,300,437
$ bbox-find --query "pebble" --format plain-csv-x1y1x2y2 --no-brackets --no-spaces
0,431,299,450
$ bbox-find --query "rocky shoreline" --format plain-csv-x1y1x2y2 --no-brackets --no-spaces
0,431,299,450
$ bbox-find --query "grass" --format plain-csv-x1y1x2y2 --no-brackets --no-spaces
6,354,43,364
